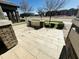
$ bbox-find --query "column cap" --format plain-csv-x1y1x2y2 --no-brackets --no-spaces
0,20,12,27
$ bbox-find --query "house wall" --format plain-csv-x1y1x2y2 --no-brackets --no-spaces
65,18,79,59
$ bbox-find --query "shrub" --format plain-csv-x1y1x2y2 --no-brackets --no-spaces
56,23,64,29
44,21,64,29
44,22,50,28
50,23,55,28
44,21,56,28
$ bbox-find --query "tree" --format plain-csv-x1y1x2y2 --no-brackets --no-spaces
20,0,32,13
44,0,67,22
37,8,44,20
20,0,33,20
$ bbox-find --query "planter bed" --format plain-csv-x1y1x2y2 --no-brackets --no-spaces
27,20,31,27
27,20,43,29
27,20,64,30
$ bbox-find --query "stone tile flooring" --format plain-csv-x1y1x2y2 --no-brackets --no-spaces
0,24,65,59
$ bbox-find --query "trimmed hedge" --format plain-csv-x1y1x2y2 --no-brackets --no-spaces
44,22,56,28
50,23,55,28
56,23,64,29
44,21,64,29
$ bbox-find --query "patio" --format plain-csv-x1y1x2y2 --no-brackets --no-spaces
0,23,65,59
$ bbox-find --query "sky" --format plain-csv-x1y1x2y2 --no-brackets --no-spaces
8,0,79,13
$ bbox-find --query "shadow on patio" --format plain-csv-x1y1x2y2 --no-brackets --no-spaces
59,46,67,59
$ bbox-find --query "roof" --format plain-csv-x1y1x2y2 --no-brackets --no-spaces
0,1,19,7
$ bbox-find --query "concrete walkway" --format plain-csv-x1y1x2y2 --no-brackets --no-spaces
0,24,65,59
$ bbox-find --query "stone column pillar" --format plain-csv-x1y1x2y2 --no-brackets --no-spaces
11,11,16,23
15,11,20,22
6,12,12,20
0,20,18,55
